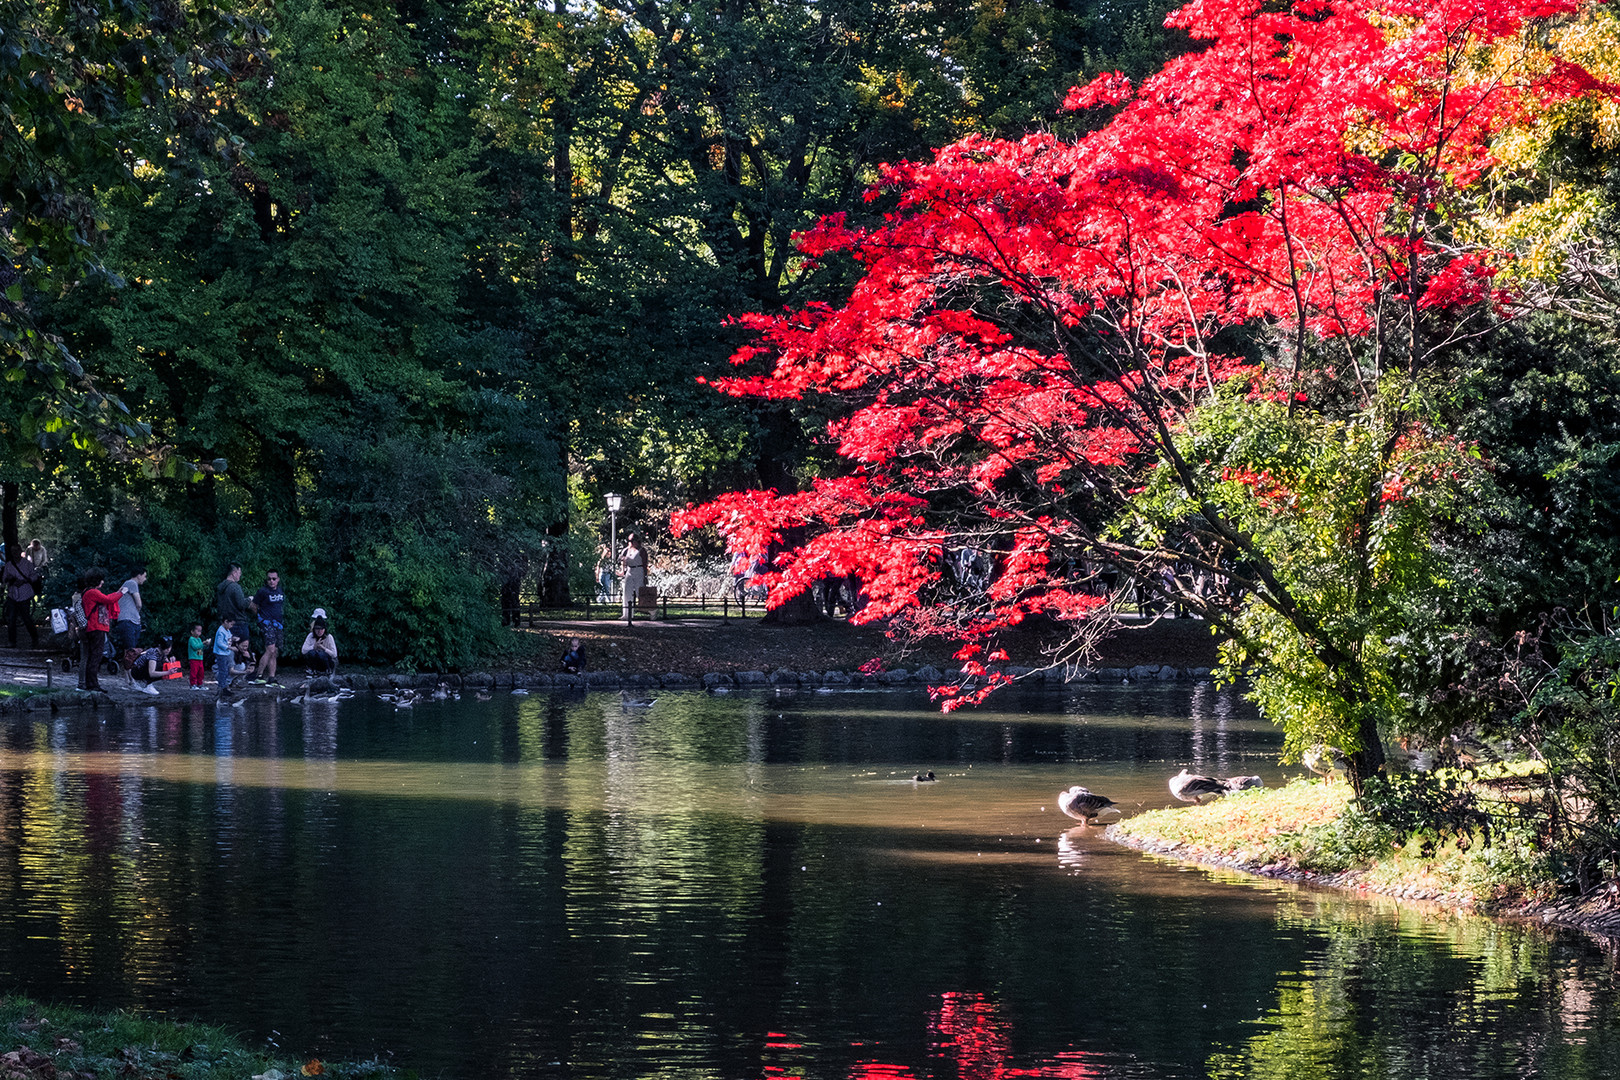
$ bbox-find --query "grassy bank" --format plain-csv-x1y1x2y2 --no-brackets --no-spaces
0,996,400,1080
1110,779,1561,910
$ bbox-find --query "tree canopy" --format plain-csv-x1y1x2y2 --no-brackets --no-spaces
675,0,1618,786
10,0,1186,664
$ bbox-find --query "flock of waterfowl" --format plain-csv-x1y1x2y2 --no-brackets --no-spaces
283,682,505,708
1055,767,1268,825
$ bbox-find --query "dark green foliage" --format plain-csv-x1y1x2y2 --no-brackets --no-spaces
0,0,265,470
15,0,1190,665
1357,772,1495,853
1504,630,1620,893
1277,802,1398,874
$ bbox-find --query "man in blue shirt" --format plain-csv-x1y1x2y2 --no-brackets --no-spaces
251,569,287,685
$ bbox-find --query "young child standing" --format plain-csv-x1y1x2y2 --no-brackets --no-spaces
213,617,236,699
187,623,207,690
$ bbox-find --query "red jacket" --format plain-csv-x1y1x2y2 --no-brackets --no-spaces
82,587,121,633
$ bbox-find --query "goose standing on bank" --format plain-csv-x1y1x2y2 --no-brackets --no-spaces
1303,744,1351,783
1057,785,1117,824
1168,769,1227,804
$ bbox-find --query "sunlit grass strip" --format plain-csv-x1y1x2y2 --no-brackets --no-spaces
1113,779,1561,906
1114,780,1351,862
0,995,401,1080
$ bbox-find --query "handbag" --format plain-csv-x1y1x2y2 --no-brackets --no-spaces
635,585,658,611
49,609,68,635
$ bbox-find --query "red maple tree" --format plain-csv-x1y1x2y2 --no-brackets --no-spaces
675,0,1604,764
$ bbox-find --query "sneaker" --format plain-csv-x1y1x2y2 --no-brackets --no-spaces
139,683,159,696
191,685,203,692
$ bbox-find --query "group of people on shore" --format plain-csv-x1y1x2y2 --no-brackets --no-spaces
58,561,339,700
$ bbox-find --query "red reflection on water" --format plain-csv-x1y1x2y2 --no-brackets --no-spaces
848,1064,917,1079
763,992,1101,1080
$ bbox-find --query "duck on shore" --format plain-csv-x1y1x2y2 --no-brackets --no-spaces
1169,769,1266,803
1168,769,1226,804
1303,745,1351,783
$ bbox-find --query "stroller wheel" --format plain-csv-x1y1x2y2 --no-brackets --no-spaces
102,658,120,677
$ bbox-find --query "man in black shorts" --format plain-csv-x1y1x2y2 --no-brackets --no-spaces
251,569,287,685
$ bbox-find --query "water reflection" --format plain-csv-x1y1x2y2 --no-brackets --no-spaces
0,689,1612,1078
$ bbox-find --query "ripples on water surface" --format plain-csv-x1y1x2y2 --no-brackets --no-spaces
0,685,1615,1078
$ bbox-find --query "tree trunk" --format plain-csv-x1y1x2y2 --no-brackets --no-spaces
1348,712,1387,795
2,482,17,557
541,525,571,606
759,532,824,626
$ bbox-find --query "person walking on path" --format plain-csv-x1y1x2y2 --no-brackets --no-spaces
251,569,286,684
113,568,147,658
24,540,46,578
80,569,122,692
620,532,648,626
2,546,41,648
216,564,253,629
213,616,237,699
595,544,614,604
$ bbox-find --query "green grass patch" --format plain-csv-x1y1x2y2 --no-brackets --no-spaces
1116,780,1355,861
1115,778,1561,904
0,686,54,701
0,995,405,1080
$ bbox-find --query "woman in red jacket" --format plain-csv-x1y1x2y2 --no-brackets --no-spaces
79,569,123,692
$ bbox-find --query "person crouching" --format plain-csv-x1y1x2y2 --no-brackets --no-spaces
302,619,338,675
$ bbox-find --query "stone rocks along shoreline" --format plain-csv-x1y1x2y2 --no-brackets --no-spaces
1108,821,1620,943
2,661,1217,712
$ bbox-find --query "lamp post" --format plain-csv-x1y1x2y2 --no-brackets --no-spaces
605,492,623,562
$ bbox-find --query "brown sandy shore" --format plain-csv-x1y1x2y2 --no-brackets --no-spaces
1107,824,1620,944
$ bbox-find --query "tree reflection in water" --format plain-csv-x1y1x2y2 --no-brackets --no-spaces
1206,893,1620,1080
2,691,1620,1079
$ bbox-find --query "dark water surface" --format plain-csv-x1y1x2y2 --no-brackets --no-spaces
0,685,1616,1079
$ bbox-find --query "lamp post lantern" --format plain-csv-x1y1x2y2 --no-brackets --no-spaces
605,492,623,564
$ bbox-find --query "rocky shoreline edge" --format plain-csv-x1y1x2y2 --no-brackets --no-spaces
0,661,1216,712
1107,825,1620,942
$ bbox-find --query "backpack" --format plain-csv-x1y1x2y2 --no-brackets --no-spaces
69,591,88,631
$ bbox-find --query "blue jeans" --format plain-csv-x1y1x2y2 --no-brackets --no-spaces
215,653,233,694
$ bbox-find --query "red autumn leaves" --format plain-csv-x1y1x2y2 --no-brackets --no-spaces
676,0,1603,700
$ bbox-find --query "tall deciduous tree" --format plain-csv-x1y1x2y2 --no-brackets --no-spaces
0,0,264,547
676,0,1606,785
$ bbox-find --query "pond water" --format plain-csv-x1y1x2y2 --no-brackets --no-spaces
0,685,1616,1079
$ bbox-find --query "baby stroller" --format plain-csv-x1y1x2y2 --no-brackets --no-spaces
46,606,80,676
51,598,119,683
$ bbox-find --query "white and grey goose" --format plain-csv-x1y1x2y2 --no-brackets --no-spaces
1168,769,1227,804
1057,785,1117,824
